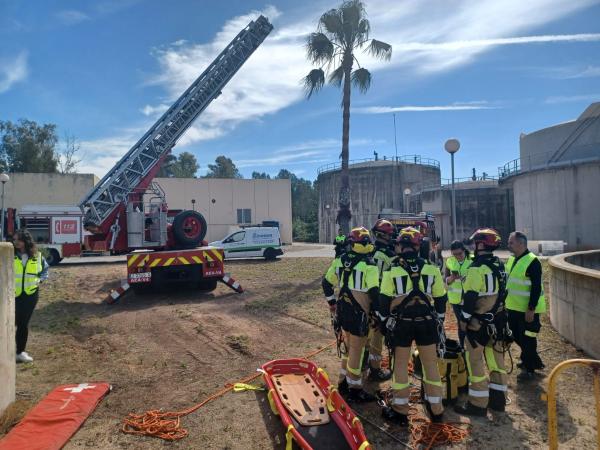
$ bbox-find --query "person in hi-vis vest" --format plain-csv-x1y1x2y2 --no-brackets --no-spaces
322,226,379,403
13,229,49,363
506,231,546,381
444,240,473,347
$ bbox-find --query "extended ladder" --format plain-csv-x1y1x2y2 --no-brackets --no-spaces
79,16,273,227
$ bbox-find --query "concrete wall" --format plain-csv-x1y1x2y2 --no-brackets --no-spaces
155,178,293,244
0,243,15,414
507,161,600,250
549,250,600,359
419,181,514,248
317,161,440,243
520,102,600,169
2,173,99,210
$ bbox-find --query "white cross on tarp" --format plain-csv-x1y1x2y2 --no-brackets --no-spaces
63,383,96,393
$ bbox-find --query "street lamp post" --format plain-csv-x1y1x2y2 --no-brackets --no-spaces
0,173,9,241
403,188,411,213
444,139,460,241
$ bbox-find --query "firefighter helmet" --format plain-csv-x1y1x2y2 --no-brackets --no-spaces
372,219,395,237
396,226,423,248
469,227,501,250
348,226,374,254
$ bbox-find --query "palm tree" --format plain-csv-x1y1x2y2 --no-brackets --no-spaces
303,0,391,234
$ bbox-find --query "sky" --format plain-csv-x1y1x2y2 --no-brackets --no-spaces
1,0,599,181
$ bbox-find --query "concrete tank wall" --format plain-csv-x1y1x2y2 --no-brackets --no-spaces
508,161,600,250
549,250,600,359
318,161,440,243
420,183,514,248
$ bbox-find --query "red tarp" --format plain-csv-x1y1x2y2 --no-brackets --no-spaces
0,383,110,450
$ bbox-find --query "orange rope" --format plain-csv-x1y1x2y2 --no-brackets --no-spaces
379,387,471,449
121,341,337,441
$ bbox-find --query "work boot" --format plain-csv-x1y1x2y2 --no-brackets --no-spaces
488,389,506,412
16,352,33,363
338,378,349,395
454,402,487,417
347,388,377,403
425,401,445,423
382,406,409,426
517,369,535,381
368,367,392,382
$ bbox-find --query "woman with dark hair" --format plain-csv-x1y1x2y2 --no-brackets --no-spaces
12,229,49,363
444,240,472,347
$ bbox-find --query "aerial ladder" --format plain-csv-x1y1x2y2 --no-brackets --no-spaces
77,16,273,301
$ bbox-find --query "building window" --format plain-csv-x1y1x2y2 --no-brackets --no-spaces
237,208,252,224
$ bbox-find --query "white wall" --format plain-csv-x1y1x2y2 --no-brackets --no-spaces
155,178,293,244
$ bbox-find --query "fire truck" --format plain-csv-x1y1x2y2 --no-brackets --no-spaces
73,15,273,301
377,210,438,260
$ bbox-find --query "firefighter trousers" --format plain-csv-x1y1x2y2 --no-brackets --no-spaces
465,337,507,408
391,344,443,415
367,327,385,369
339,332,369,389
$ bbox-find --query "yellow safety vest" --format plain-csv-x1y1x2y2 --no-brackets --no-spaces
505,253,546,313
14,252,43,297
445,256,472,305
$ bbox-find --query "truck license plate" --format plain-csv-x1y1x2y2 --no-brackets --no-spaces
129,272,151,283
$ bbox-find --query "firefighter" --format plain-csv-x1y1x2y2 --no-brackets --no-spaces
322,226,379,403
13,229,49,363
334,228,347,257
375,227,448,424
367,219,395,382
454,228,509,416
444,240,473,347
506,231,545,381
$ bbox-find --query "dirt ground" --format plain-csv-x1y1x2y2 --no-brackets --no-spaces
2,258,598,449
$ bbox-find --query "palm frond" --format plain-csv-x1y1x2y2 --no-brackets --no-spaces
306,32,334,64
318,9,344,44
351,67,371,93
341,0,365,30
357,18,370,43
302,69,326,98
328,65,345,87
366,39,392,60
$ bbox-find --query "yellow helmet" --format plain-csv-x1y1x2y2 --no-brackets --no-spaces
348,226,374,254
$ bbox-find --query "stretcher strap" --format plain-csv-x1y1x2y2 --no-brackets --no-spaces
285,424,295,450
267,389,279,416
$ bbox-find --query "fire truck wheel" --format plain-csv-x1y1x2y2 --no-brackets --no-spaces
172,210,207,248
46,249,62,266
197,279,218,292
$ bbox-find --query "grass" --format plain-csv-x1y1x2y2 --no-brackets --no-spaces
225,334,251,355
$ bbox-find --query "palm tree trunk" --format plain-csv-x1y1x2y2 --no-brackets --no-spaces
337,55,353,234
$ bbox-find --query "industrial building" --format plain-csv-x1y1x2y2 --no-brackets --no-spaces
1,173,292,244
499,102,600,250
317,156,441,243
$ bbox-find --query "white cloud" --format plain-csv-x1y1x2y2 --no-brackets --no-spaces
0,51,28,94
355,103,496,114
562,65,600,79
56,10,90,25
545,94,600,104
140,0,598,149
140,103,169,116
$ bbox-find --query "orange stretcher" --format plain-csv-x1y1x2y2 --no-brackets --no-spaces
262,359,371,450
0,382,110,450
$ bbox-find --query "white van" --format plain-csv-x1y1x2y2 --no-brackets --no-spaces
209,227,283,260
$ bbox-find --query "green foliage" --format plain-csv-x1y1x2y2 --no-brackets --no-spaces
277,169,319,242
0,119,59,173
251,171,271,179
158,152,199,178
203,155,243,179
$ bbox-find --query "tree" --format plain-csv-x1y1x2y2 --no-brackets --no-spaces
277,169,319,242
303,0,391,233
58,134,82,174
0,119,59,173
157,152,199,178
252,171,271,179
172,152,199,178
203,155,242,179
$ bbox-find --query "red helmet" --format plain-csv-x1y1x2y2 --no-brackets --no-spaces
372,219,394,236
469,228,501,249
348,226,374,254
396,226,423,247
